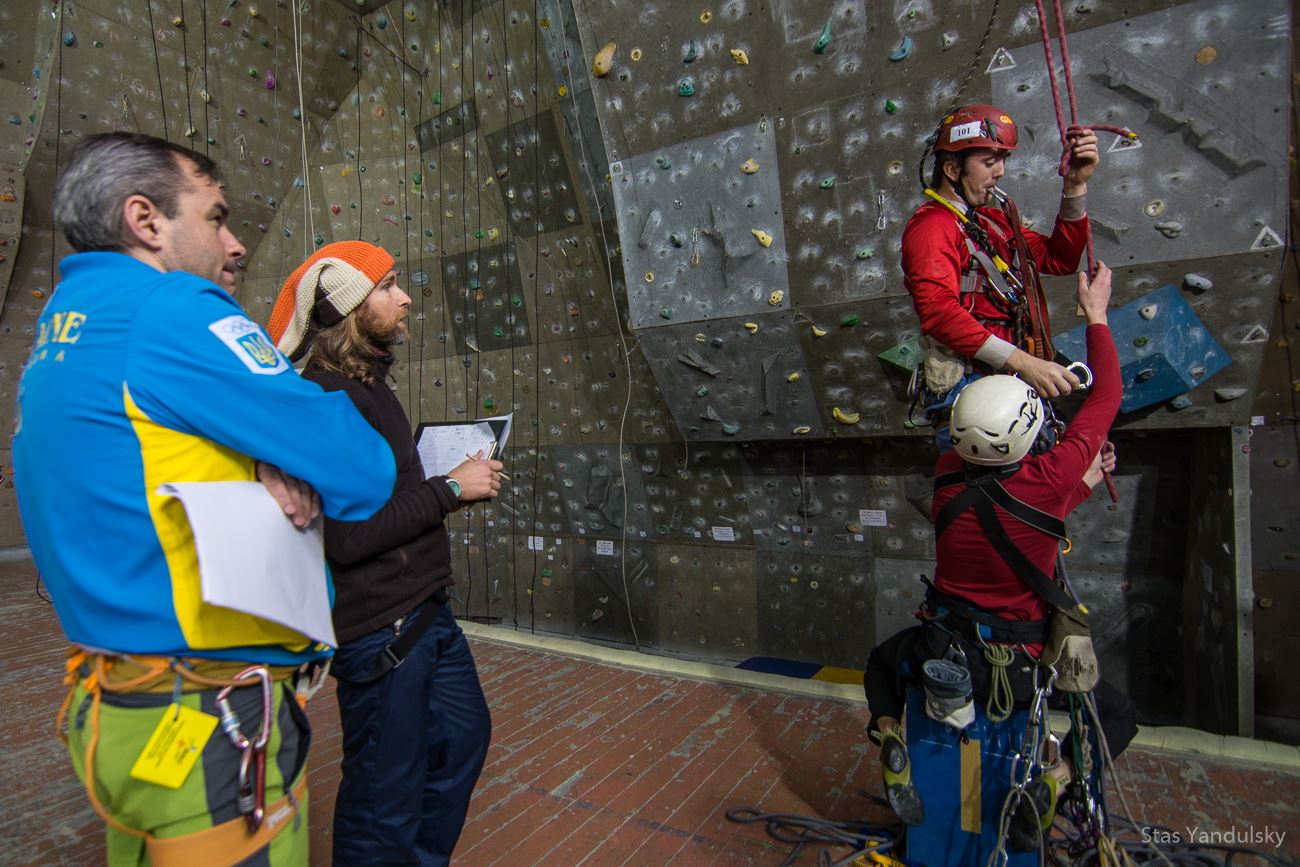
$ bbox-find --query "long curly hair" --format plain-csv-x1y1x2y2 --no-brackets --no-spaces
305,308,387,386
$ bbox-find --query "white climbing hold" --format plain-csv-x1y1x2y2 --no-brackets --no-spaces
986,47,1016,73
1251,225,1282,251
1139,304,1158,320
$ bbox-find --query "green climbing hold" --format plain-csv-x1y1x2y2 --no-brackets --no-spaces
492,327,504,338
656,156,671,169
841,314,860,327
314,234,325,246
856,247,875,260
678,78,695,97
660,307,673,320
657,525,669,536
1134,336,1149,347
819,176,836,189
424,229,433,237
468,278,481,289
511,294,522,306
412,172,421,186
813,22,831,54
433,91,441,105
484,398,495,409
721,422,741,435
670,233,685,248
474,228,485,239
696,385,710,397
885,99,898,114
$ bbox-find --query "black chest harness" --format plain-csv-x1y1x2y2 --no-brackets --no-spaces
926,464,1082,644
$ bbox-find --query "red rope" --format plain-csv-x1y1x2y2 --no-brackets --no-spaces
1033,0,1122,503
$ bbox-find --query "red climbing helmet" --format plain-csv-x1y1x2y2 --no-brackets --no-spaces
932,104,1018,154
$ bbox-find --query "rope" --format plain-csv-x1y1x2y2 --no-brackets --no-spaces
984,643,1016,722
1031,0,1138,272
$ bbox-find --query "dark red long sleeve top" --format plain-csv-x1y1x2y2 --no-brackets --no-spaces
901,200,1090,359
931,323,1120,628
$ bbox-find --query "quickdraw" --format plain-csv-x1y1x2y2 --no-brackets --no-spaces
217,666,274,831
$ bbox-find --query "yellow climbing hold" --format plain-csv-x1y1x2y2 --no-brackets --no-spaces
593,42,617,77
486,227,500,240
730,49,750,65
786,372,801,382
740,158,759,174
743,322,759,333
768,290,784,305
752,229,773,248
811,325,827,338
792,425,812,435
832,407,860,425
630,48,643,61
557,85,568,97
700,9,714,23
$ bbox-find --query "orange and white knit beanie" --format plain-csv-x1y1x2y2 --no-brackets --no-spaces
267,241,395,360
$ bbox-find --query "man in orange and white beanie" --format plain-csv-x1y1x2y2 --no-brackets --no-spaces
268,241,503,865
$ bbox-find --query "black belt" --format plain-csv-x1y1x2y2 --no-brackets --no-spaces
923,582,1049,645
335,586,450,685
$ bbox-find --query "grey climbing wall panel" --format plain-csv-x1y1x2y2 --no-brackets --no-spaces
1,0,1294,736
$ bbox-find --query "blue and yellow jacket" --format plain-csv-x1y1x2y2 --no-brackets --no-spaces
13,252,397,665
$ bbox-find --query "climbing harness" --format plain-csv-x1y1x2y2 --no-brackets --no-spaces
57,649,312,863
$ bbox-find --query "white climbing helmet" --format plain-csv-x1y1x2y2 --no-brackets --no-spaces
949,375,1044,466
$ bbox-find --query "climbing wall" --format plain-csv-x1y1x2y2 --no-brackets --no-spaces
0,0,1295,735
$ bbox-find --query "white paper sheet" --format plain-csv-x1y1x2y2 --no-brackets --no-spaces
415,412,513,478
157,481,336,647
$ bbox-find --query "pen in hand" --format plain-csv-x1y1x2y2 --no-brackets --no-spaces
466,448,510,481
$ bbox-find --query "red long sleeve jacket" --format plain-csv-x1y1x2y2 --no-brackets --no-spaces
901,200,1090,360
931,323,1120,627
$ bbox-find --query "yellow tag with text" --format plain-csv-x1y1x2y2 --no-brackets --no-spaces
128,703,219,789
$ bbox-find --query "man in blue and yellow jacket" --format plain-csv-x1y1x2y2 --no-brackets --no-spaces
13,132,396,865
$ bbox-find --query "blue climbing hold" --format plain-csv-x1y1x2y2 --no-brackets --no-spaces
889,36,913,62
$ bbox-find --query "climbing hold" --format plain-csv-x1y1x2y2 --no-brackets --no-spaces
1133,336,1149,348
786,372,801,382
1189,365,1206,379
678,78,695,97
172,15,184,27
841,314,859,327
740,158,760,174
558,85,568,97
1183,273,1213,294
768,290,784,306
62,31,76,46
1139,304,1158,320
592,42,616,77
813,22,831,54
699,10,713,23
1214,387,1247,402
264,71,276,90
656,155,671,169
660,307,672,319
856,247,875,260
645,271,655,283
721,422,741,436
819,176,835,189
696,385,710,397
630,48,642,61
682,41,701,63
670,233,685,247
885,99,898,114
376,14,388,28
487,228,500,240
1168,395,1192,410
744,322,759,333
710,336,724,348
811,325,827,338
730,49,749,65
1135,369,1156,383
1144,199,1166,217
405,6,415,20
792,425,812,435
1154,221,1183,239
474,228,484,239
751,229,773,247
1195,45,1217,65
832,407,860,425
31,288,45,299
888,36,913,62
93,40,103,47
941,31,958,50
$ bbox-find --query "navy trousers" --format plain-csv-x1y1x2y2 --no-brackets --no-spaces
331,599,492,866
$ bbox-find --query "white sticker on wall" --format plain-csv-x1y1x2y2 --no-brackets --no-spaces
859,509,888,528
596,540,614,556
712,526,736,542
527,535,545,551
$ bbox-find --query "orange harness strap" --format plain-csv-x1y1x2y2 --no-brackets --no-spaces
55,648,307,854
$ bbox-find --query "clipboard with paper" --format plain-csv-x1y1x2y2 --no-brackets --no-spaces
414,412,512,478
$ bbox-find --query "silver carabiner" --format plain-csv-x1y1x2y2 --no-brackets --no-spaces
1065,361,1093,389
